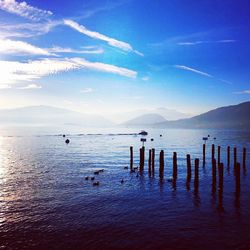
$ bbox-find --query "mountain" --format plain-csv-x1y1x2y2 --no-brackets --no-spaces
121,113,167,127
109,107,191,123
153,107,192,120
0,105,114,127
155,102,250,129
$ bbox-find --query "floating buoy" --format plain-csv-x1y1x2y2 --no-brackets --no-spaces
93,181,100,186
91,177,95,181
160,134,162,137
63,134,66,137
85,176,89,180
94,171,99,175
151,138,154,141
65,139,70,144
208,135,210,137
124,166,128,170
99,169,104,173
121,179,124,184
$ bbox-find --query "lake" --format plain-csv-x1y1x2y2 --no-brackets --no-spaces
0,126,250,250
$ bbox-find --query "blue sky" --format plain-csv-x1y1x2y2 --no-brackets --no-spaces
0,0,250,116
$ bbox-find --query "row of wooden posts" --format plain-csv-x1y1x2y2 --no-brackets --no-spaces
129,144,247,182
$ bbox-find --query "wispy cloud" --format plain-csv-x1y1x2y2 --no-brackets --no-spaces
0,57,137,86
0,84,11,89
18,84,42,89
48,46,104,54
80,88,94,93
63,19,143,56
142,76,149,81
233,90,250,94
0,0,53,21
0,38,52,55
0,20,60,38
177,40,236,46
174,65,212,78
174,65,233,85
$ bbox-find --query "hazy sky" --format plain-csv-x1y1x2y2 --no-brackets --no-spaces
0,0,250,115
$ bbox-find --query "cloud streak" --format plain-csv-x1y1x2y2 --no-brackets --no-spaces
18,83,42,89
0,57,137,86
174,65,212,78
0,0,53,21
177,40,236,46
0,38,52,55
63,19,143,56
233,90,250,94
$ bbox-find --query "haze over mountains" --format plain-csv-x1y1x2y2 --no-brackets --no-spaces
0,102,249,129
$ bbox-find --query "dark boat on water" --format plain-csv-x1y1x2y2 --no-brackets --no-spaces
139,130,148,136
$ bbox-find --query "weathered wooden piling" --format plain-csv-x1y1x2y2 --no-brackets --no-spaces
194,158,199,180
234,147,237,167
159,150,164,179
148,149,152,175
186,154,191,179
235,162,241,208
130,146,133,171
218,163,224,189
217,146,221,165
140,146,145,171
243,147,246,168
173,152,177,178
203,144,206,164
227,146,230,166
235,162,241,192
212,158,217,195
212,144,215,160
212,158,217,181
152,148,155,173
194,158,199,191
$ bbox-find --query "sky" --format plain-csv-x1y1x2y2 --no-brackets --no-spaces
0,0,250,116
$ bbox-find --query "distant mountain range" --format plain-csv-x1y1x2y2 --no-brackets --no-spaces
0,102,249,129
121,113,167,126
0,105,113,127
109,107,191,123
123,102,250,129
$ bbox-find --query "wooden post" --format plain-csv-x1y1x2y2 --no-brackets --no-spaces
194,158,199,190
212,144,215,160
140,146,145,171
148,149,152,174
218,163,224,189
235,162,241,192
173,152,177,178
217,146,221,165
243,147,246,168
227,146,230,166
195,158,199,180
152,148,155,173
234,147,237,167
212,158,217,181
186,154,191,179
159,150,164,179
203,144,206,164
212,158,217,195
130,146,133,171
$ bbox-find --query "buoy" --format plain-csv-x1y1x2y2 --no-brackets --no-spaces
160,134,162,137
151,138,154,141
94,171,99,175
121,179,124,184
91,177,95,181
93,181,100,186
63,134,66,137
85,176,89,180
65,139,70,144
124,166,128,170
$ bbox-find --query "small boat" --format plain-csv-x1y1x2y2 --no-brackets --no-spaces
139,130,148,136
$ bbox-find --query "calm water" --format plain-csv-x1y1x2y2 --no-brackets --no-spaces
0,126,250,250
